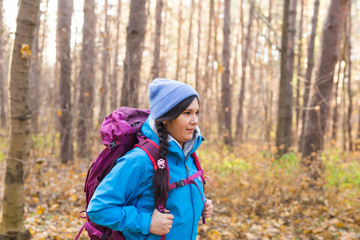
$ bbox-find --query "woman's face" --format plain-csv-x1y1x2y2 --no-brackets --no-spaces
164,98,199,147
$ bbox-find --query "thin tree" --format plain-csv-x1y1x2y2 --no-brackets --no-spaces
184,0,194,84
58,0,74,163
0,0,40,239
111,0,122,110
121,0,148,107
345,0,352,151
201,0,214,137
195,1,202,91
0,0,5,128
151,0,163,79
77,0,96,158
175,1,182,80
221,0,232,146
276,0,292,157
331,62,342,145
299,0,320,150
29,8,41,134
99,0,110,125
301,0,349,160
295,0,304,136
265,0,273,148
235,0,254,142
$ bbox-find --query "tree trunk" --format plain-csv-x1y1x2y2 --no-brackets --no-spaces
111,0,122,110
301,0,349,159
58,0,74,164
0,0,40,239
151,0,163,79
331,65,341,145
121,0,147,107
299,0,320,150
295,0,304,139
201,0,214,138
235,0,254,142
29,9,40,135
276,0,292,157
221,0,232,146
265,0,273,149
0,0,6,128
77,0,96,158
195,1,202,91
185,0,194,84
99,0,110,125
345,1,352,151
175,1,182,81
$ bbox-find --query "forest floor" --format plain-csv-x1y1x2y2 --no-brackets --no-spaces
1,136,360,240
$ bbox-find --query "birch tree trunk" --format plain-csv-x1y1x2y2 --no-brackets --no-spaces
58,0,74,163
221,0,232,146
301,0,349,159
29,9,40,134
77,0,96,158
121,0,147,107
276,0,292,157
0,0,40,239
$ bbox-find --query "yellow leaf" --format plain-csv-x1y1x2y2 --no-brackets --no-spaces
57,110,62,116
20,44,32,59
336,221,345,228
218,64,224,73
29,228,35,235
37,206,45,215
84,92,90,97
71,194,78,202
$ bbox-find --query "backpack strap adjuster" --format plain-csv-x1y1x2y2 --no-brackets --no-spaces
175,179,185,188
108,141,117,150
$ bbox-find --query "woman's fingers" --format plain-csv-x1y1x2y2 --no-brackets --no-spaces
150,209,174,235
202,199,214,218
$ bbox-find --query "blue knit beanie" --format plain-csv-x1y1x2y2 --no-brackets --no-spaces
149,78,199,120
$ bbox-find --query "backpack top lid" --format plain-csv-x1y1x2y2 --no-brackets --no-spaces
100,107,150,149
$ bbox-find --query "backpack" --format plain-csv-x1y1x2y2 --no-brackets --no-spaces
75,107,211,240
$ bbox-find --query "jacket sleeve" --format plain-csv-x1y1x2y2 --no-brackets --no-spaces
87,150,153,235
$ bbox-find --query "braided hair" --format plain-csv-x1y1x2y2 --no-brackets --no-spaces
153,95,198,206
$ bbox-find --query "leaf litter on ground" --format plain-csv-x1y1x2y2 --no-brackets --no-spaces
1,138,360,239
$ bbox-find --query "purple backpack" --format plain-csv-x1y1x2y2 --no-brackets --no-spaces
75,107,210,240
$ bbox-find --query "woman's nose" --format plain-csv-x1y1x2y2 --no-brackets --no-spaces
191,114,198,125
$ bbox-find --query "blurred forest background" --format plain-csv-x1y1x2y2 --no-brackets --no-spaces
0,0,360,239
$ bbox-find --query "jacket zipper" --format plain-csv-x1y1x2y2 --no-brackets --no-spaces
185,155,196,240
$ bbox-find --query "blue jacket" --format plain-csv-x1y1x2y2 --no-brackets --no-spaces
87,116,205,240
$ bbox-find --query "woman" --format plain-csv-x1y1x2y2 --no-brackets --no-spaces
87,78,214,240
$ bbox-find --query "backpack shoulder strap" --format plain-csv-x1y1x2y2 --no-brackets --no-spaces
134,137,160,170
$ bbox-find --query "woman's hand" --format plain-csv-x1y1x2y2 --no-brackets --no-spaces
202,199,214,218
150,209,174,235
